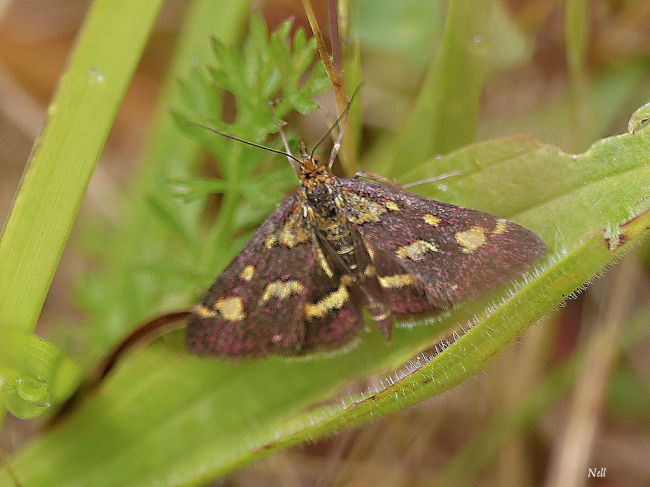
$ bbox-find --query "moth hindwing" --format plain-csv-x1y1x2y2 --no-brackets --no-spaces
186,154,545,358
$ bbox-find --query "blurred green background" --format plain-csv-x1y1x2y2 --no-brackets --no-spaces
0,0,648,485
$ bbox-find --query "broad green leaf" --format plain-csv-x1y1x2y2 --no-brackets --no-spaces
4,121,648,485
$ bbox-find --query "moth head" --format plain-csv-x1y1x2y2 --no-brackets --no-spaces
299,154,325,176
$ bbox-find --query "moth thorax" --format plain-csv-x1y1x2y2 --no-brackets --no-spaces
305,181,340,219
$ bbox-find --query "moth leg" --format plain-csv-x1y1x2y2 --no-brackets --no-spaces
349,229,392,339
366,295,392,340
354,171,461,189
353,171,402,189
402,171,461,188
343,280,392,340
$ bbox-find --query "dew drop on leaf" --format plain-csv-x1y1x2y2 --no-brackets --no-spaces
89,67,105,83
3,375,53,419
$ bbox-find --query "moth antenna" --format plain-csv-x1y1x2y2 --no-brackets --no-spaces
188,122,302,165
310,82,363,162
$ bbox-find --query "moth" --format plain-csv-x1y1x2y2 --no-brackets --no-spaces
186,117,545,358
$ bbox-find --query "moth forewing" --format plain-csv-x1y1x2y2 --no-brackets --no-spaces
339,178,545,308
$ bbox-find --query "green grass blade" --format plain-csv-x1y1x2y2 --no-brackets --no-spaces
72,0,252,362
565,0,589,149
376,0,492,175
0,0,164,333
4,120,648,485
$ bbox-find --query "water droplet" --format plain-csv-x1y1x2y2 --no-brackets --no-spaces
2,376,53,419
627,102,650,134
89,67,105,83
468,33,490,57
16,376,49,402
